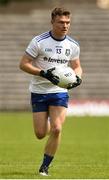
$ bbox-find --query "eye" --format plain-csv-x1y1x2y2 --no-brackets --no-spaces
66,22,70,25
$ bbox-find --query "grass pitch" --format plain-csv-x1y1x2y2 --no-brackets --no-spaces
0,112,109,179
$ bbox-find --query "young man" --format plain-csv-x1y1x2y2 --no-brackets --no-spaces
19,7,82,176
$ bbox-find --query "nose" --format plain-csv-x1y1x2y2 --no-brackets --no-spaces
64,23,67,27
63,23,69,29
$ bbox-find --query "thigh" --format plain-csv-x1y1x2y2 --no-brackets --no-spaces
49,106,67,129
33,112,49,134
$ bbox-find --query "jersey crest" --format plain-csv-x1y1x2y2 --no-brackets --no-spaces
65,49,70,56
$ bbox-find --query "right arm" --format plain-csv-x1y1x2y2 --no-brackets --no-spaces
19,54,59,85
19,54,41,76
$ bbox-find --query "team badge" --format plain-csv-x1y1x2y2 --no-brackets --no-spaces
65,49,70,56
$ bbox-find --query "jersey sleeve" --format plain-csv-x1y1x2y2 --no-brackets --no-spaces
71,44,80,60
25,37,39,58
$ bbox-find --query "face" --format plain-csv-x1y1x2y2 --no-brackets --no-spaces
51,15,71,39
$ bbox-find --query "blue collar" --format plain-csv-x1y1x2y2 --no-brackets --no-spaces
49,31,66,41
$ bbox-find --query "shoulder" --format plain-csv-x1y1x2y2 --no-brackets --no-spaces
33,31,50,43
66,35,80,47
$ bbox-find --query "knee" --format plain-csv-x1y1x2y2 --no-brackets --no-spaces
34,131,46,140
51,125,62,136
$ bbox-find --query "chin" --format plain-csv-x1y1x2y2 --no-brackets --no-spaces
62,32,67,36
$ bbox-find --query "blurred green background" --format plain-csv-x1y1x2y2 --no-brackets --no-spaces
0,113,109,179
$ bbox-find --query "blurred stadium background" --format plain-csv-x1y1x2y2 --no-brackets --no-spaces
0,0,109,115
0,1,109,179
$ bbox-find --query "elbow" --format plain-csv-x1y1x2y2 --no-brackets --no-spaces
19,61,25,71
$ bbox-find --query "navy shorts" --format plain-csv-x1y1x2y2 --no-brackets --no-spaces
31,92,69,112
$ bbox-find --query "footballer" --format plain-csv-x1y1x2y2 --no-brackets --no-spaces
19,7,83,176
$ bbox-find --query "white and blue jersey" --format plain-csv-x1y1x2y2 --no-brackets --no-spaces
26,31,80,94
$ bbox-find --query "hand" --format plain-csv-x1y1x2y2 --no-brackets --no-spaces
40,67,59,85
67,75,82,89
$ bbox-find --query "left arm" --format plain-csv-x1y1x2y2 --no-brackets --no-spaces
67,58,83,89
70,58,83,78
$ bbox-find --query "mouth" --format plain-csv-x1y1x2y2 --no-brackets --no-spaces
62,29,67,32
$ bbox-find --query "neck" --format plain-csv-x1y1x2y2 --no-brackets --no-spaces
50,30,66,40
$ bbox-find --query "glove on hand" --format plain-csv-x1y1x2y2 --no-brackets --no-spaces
40,67,59,85
67,75,82,90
